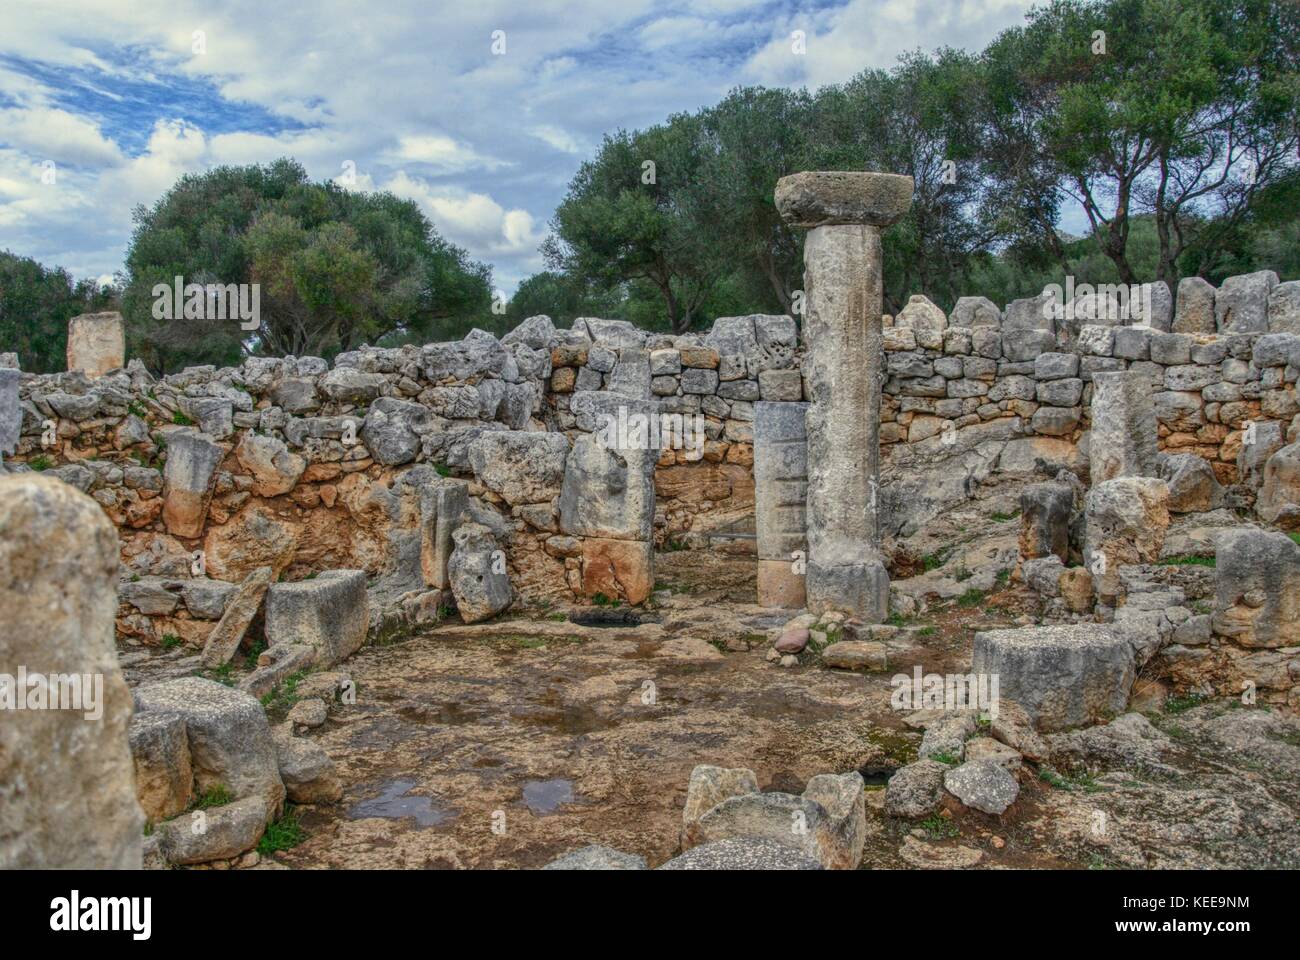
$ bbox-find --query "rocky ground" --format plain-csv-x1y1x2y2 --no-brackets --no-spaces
259,544,1300,871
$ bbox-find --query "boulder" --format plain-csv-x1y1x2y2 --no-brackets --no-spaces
467,430,569,505
447,523,512,623
884,759,947,819
361,397,430,466
157,796,269,865
271,726,342,804
1158,452,1223,514
265,570,369,665
943,759,1019,815
1212,528,1300,649
0,474,143,868
972,625,1138,732
133,677,284,816
1258,442,1300,528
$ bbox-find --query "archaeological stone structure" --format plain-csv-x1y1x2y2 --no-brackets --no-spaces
2,212,1299,868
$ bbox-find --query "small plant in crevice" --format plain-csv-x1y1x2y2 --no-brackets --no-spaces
257,806,306,855
920,815,960,841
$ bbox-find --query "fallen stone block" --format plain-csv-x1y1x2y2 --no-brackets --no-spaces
157,796,269,865
272,726,342,804
821,640,887,671
133,676,284,816
237,644,318,700
1212,528,1300,648
199,566,273,668
972,625,1138,732
265,570,369,665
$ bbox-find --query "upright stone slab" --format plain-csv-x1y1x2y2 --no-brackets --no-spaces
776,170,913,621
162,429,224,539
0,474,143,868
1089,370,1158,482
754,401,809,607
420,479,469,589
0,366,19,459
66,311,125,377
1173,276,1216,333
1215,270,1277,333
264,570,369,665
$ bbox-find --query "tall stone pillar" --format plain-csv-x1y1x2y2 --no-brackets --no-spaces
0,365,19,467
754,401,809,608
66,311,125,378
1089,370,1158,482
776,171,913,620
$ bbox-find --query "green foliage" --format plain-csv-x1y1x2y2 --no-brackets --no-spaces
121,158,493,372
193,784,233,809
957,588,987,607
0,250,117,374
920,815,960,840
28,455,53,471
1164,692,1207,714
171,410,194,426
1162,554,1216,567
257,806,306,855
261,671,306,714
160,633,182,650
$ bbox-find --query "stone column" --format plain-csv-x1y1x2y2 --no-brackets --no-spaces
754,401,808,608
776,171,913,620
66,311,125,377
0,365,19,468
0,474,143,867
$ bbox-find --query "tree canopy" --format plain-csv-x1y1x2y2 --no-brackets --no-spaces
0,251,116,374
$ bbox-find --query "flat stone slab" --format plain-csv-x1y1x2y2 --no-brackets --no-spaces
542,844,647,870
775,171,914,228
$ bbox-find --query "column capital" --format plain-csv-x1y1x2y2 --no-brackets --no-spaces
775,171,914,229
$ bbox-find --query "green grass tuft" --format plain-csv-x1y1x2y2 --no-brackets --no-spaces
257,806,306,855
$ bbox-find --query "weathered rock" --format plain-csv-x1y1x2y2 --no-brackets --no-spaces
1019,482,1073,562
0,367,19,457
271,726,342,804
1089,370,1158,482
543,844,648,870
884,759,947,819
237,643,317,700
681,764,759,842
1173,276,1216,333
580,536,653,605
943,759,1019,815
686,791,852,869
203,505,299,581
420,480,469,590
129,711,193,822
659,837,823,870
66,311,125,377
181,579,238,620
964,736,1022,771
1267,280,1300,335
468,430,568,505
972,625,1137,732
1084,477,1170,600
989,698,1050,761
918,711,978,760
559,428,657,541
0,474,142,868
199,566,273,668
1258,441,1300,528
447,523,512,623
133,677,284,815
162,430,225,538
1211,528,1300,648
802,771,867,870
821,640,887,671
774,170,914,228
1238,419,1285,492
950,296,1001,328
318,366,385,403
1158,452,1223,513
502,314,557,350
231,431,306,499
265,570,369,665
157,796,269,865
287,698,327,728
361,397,430,466
1216,270,1277,333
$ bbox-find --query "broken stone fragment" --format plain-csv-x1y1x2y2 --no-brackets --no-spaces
943,759,1019,815
659,837,823,870
199,566,273,669
447,523,513,623
884,759,948,819
161,429,224,538
128,710,193,823
543,845,648,870
157,796,270,865
821,640,887,671
271,725,341,804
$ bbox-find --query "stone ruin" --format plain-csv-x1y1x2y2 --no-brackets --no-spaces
2,179,1299,869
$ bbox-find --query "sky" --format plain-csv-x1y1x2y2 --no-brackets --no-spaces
0,0,1035,296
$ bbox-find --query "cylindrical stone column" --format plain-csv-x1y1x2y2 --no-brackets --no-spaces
776,171,914,621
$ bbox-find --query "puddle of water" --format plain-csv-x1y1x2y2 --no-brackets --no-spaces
348,779,453,827
521,778,574,815
569,608,647,627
